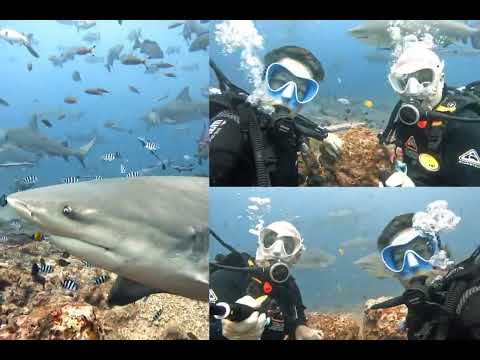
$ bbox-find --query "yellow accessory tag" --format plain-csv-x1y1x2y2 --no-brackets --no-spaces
435,103,456,113
432,120,443,127
419,153,440,172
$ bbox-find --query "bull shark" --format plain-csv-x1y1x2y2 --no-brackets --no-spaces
6,176,208,305
142,86,208,129
0,143,40,166
182,21,209,43
0,115,95,168
349,20,480,49
0,28,39,58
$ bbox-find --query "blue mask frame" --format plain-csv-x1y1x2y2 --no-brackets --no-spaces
381,230,439,278
265,63,320,107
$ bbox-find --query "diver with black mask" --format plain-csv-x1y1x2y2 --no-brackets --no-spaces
379,42,480,186
371,201,480,339
209,46,342,187
209,221,323,340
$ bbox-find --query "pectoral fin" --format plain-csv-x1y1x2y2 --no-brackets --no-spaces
107,276,163,307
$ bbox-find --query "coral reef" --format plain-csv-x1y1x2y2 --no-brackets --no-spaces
0,239,208,340
362,297,407,340
306,312,360,340
300,126,394,186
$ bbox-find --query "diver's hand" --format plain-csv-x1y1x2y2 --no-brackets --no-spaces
222,295,267,340
295,325,324,340
322,133,343,159
379,172,415,187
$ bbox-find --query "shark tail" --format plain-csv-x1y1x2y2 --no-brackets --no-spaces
472,28,480,49
25,43,39,58
75,137,96,168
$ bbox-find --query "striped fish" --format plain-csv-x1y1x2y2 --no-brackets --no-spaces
37,263,54,273
152,308,163,322
138,137,158,152
93,274,110,285
93,176,103,180
101,152,121,162
61,278,79,291
62,176,80,184
126,171,140,178
0,234,8,242
22,175,38,185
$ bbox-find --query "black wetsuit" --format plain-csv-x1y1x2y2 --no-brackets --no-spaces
209,101,300,187
391,86,480,186
209,254,307,340
403,249,480,339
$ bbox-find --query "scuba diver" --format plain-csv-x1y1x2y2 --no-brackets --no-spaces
371,201,480,339
209,46,342,186
209,221,323,340
380,44,480,186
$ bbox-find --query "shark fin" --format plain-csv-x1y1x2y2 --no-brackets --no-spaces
176,86,191,102
24,43,39,58
75,137,96,168
29,114,39,131
107,276,162,306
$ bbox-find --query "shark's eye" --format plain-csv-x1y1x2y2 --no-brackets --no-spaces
63,206,73,216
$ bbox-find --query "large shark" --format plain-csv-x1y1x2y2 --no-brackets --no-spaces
0,143,40,167
0,115,95,168
6,176,208,305
349,20,480,49
142,86,208,129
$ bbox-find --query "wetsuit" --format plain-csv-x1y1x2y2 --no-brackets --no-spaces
404,248,480,339
209,99,300,187
209,253,307,340
391,86,480,186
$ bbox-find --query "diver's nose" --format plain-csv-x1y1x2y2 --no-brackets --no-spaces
281,83,295,99
406,252,420,268
405,77,422,95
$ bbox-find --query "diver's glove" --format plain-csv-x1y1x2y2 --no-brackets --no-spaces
379,172,415,187
222,295,267,340
322,133,343,160
295,325,324,340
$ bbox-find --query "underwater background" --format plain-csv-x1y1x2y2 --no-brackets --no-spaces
210,20,480,128
0,19,208,193
209,187,479,312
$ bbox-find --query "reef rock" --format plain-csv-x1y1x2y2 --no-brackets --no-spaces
363,296,408,340
300,126,394,186
306,312,360,340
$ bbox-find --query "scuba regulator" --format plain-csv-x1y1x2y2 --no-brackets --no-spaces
209,229,298,331
380,83,480,145
370,245,480,339
210,60,328,186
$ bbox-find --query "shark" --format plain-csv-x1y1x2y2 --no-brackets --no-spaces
0,28,39,58
348,20,480,49
0,115,95,168
6,176,208,305
142,86,208,129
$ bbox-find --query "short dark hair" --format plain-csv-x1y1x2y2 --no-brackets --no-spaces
377,213,414,252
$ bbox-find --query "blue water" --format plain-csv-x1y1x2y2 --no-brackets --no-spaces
210,20,480,111
0,20,208,191
209,187,480,311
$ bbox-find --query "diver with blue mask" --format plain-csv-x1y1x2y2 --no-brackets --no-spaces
209,46,342,186
372,201,480,339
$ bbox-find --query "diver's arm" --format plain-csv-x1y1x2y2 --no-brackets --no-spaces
209,110,246,186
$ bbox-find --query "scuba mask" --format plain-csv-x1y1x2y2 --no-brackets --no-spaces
265,62,319,110
381,228,440,279
256,226,305,266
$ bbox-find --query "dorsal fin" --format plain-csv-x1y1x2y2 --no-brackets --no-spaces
29,114,38,131
176,86,191,102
